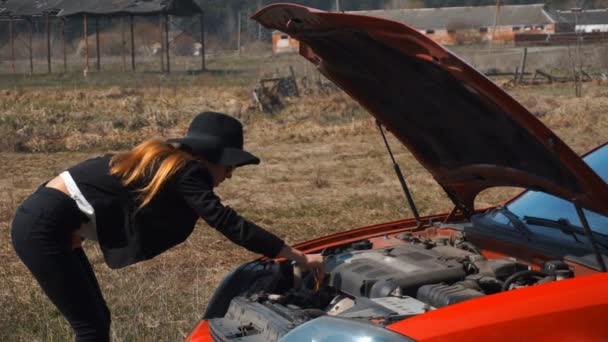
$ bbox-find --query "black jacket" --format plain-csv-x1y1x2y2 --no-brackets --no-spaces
68,155,285,269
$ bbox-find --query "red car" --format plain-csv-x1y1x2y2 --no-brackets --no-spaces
188,4,608,342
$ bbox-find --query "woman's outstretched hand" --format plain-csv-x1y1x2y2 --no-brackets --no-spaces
277,244,325,283
302,253,325,285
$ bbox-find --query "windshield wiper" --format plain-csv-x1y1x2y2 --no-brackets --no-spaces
523,215,608,251
493,206,533,239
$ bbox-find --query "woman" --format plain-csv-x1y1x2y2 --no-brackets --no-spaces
11,111,324,341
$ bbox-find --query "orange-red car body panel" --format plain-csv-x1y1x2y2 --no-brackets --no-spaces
186,320,212,342
387,272,608,341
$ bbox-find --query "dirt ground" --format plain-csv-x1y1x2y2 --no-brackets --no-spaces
1,66,607,340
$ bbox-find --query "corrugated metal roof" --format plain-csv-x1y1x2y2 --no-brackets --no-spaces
0,0,64,16
348,4,554,30
0,0,203,17
555,9,608,25
59,0,203,17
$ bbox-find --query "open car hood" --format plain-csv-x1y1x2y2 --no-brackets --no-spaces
253,4,608,216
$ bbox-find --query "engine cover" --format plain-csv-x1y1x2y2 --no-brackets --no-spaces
325,244,466,297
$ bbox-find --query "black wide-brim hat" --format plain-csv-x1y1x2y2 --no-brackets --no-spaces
168,112,260,167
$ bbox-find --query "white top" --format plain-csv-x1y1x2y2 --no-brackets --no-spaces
60,171,98,241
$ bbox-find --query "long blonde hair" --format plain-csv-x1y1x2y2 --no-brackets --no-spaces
110,138,194,209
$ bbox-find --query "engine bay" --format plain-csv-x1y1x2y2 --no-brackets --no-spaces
205,231,574,341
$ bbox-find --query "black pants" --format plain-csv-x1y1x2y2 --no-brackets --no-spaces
11,187,111,342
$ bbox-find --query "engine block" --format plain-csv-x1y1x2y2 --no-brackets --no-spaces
325,244,467,297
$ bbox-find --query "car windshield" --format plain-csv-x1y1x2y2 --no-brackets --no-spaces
504,143,608,235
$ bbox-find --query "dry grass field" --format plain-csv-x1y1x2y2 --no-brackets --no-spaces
1,51,608,341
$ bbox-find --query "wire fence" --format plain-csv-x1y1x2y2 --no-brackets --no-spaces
0,13,274,75
2,11,608,79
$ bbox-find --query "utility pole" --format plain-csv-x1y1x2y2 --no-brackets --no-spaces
335,0,341,12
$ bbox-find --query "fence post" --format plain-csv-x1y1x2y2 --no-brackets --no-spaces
95,17,101,71
130,15,135,71
237,11,241,56
121,17,126,71
84,14,89,76
289,65,299,96
159,14,164,73
165,13,170,74
518,47,527,83
29,18,34,75
200,12,205,71
9,17,15,73
573,7,582,97
257,0,262,40
62,17,67,73
46,14,51,73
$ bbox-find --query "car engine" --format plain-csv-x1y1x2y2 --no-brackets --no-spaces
205,233,572,341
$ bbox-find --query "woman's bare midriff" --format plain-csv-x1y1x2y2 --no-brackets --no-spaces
46,175,70,195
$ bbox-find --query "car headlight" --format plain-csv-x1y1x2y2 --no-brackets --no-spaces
279,316,415,342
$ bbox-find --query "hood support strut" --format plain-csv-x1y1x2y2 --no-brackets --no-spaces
574,204,607,272
377,120,421,227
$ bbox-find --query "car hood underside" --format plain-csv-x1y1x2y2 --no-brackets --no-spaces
252,4,608,216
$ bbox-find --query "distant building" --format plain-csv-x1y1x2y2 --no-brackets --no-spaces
348,4,556,45
554,9,608,33
272,30,299,54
